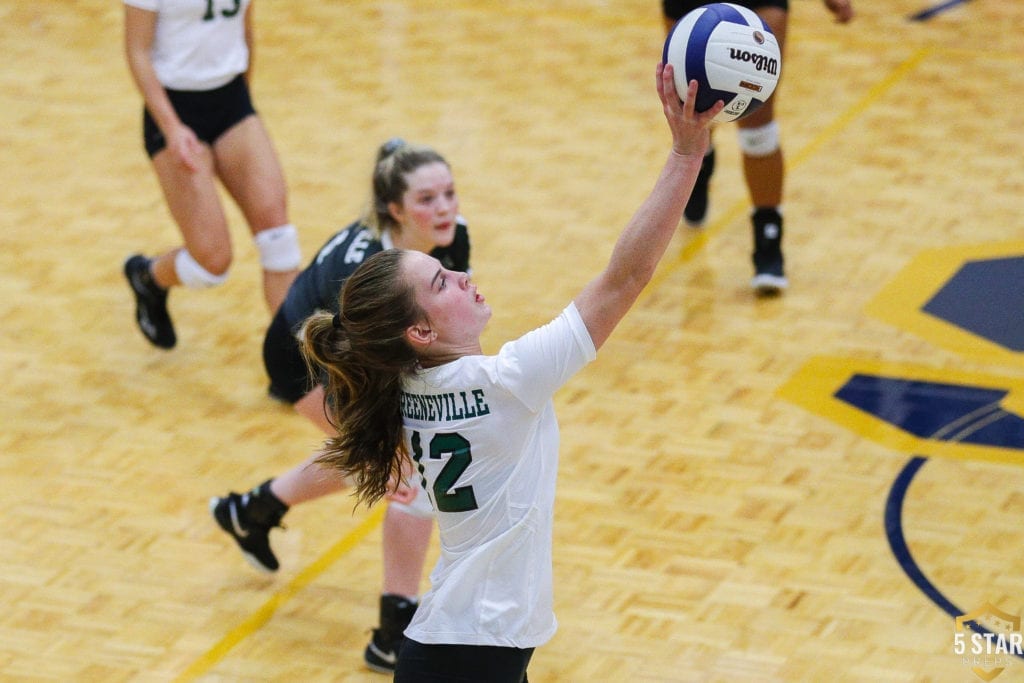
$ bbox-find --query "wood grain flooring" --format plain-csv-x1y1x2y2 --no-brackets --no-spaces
1,0,1022,680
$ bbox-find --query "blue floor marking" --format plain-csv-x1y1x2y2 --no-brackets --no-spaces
909,0,971,21
923,257,1024,352
884,455,1024,660
835,374,1024,449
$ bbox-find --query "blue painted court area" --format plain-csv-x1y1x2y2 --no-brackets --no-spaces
922,256,1024,352
834,371,1024,657
909,0,972,21
834,374,1024,448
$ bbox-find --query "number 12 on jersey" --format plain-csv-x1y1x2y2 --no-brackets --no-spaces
410,431,479,513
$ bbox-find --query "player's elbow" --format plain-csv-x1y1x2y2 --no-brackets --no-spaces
606,268,650,305
619,262,655,295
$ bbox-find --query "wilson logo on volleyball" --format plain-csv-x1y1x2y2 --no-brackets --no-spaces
728,49,778,75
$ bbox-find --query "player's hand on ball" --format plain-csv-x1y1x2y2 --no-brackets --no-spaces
657,63,723,158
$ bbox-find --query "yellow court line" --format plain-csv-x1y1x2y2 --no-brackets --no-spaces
788,47,931,168
643,46,933,296
175,504,387,681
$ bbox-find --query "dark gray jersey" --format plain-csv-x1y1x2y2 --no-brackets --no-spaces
280,218,471,325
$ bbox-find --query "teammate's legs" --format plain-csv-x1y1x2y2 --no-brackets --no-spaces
123,142,234,349
739,6,786,210
267,448,347,504
742,5,788,293
213,115,299,313
150,143,234,288
364,503,434,672
293,384,334,434
381,504,433,597
662,0,717,226
213,343,435,673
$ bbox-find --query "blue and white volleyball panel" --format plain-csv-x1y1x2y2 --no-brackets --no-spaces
663,2,781,122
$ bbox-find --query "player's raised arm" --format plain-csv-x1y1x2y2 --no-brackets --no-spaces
573,64,722,350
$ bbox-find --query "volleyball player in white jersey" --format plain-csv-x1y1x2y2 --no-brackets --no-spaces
123,0,302,349
300,67,722,681
211,139,472,675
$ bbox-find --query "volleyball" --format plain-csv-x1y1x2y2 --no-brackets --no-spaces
662,3,782,123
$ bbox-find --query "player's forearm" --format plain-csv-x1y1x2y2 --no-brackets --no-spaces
127,54,182,136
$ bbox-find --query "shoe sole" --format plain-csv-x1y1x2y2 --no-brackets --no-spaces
751,273,788,296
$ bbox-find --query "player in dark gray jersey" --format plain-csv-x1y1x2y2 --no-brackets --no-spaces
211,139,470,674
268,219,470,405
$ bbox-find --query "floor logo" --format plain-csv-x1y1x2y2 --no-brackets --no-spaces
954,602,1023,680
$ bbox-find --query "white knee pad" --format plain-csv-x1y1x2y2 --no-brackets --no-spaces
254,224,302,272
388,476,435,519
737,121,780,158
174,249,228,288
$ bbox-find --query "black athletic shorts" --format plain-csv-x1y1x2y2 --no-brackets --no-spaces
263,308,313,404
143,73,256,157
663,0,788,21
395,640,535,683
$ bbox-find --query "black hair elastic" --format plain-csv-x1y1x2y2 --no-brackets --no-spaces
332,312,342,330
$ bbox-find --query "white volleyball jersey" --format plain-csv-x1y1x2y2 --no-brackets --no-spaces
125,0,250,91
402,303,597,648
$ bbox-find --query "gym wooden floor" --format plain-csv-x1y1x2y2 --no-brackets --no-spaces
2,1,1021,680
